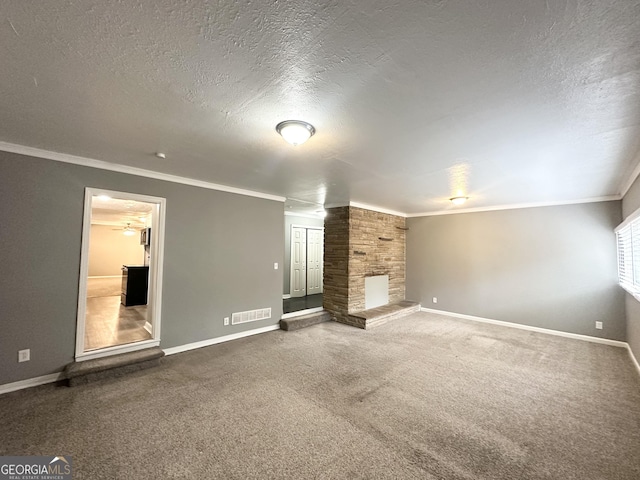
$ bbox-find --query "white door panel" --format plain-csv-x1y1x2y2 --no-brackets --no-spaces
291,227,307,297
306,228,323,295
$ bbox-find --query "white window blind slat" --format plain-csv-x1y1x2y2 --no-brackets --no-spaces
617,222,639,293
619,227,631,278
632,225,640,288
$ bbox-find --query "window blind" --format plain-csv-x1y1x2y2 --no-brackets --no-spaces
615,214,640,295
617,224,633,288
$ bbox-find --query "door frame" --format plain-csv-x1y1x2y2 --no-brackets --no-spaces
289,225,324,298
74,187,166,361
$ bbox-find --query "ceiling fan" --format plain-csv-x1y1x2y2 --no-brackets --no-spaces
112,223,138,236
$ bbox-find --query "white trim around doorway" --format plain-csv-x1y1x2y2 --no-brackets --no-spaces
74,188,166,361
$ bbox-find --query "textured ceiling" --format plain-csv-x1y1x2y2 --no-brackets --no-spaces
2,0,640,215
91,196,153,227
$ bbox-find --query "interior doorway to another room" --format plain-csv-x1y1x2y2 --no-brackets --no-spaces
76,188,165,360
284,217,324,315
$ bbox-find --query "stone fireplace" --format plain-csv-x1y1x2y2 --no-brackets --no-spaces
323,206,407,327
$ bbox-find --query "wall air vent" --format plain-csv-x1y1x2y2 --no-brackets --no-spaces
231,308,272,325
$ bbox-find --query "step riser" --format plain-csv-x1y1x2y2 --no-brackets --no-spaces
68,358,162,387
343,302,421,330
65,347,165,387
364,305,420,329
280,311,332,331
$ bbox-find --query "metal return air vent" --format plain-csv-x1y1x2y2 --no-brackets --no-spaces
231,308,272,325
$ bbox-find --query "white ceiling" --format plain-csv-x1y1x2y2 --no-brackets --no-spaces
2,0,640,215
91,196,152,228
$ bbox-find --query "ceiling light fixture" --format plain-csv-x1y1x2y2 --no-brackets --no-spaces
123,223,136,236
450,196,469,206
276,120,316,146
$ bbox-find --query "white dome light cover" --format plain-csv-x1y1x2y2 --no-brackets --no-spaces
276,120,316,146
449,196,469,205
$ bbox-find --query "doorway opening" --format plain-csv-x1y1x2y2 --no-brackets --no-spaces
283,222,324,316
75,188,166,361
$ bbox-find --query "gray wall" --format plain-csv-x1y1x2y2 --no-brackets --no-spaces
0,152,284,385
622,175,640,362
406,202,625,340
283,214,324,295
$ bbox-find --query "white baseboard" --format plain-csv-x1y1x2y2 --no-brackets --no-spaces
5,314,636,396
144,322,153,335
163,324,281,356
420,307,628,348
1,326,281,395
281,307,324,320
88,275,121,279
628,345,640,376
282,294,291,300
0,372,65,396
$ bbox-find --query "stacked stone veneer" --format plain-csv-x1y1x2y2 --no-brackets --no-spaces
323,206,406,326
323,207,350,324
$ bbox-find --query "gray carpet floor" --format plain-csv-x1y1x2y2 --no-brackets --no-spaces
1,312,639,479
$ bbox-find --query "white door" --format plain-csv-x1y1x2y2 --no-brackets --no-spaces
291,227,307,298
306,228,323,295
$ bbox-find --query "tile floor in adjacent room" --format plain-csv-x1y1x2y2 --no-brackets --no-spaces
283,293,323,314
84,277,150,351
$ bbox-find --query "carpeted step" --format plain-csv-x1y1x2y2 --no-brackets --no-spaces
64,347,165,387
346,300,421,329
280,310,333,331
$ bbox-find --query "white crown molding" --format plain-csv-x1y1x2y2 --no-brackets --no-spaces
619,149,640,198
407,195,621,218
2,141,626,216
331,197,620,218
284,211,325,219
0,141,286,203
323,202,349,210
348,201,407,217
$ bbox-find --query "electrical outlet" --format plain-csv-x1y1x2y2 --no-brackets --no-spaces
224,317,229,326
595,321,603,330
18,349,30,362
432,297,438,304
